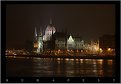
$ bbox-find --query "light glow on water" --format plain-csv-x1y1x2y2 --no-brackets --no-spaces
93,70,97,73
33,57,41,60
107,60,113,64
65,58,69,61
57,58,61,60
80,59,83,63
6,57,115,77
97,59,103,64
70,59,74,61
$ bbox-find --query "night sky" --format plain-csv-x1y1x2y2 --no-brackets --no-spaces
6,4,115,48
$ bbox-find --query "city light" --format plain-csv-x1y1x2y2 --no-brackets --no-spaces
107,48,111,52
99,48,103,53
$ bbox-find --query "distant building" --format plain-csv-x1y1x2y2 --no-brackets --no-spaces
99,35,115,50
53,32,67,50
83,41,99,54
90,41,99,53
66,35,85,50
74,37,84,50
55,38,66,49
32,18,100,54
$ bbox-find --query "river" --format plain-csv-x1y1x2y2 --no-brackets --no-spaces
6,57,115,77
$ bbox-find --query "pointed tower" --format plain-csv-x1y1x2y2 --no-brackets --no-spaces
67,35,75,49
33,26,38,53
35,26,37,40
37,27,43,54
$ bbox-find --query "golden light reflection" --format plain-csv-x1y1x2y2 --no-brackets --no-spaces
93,70,97,73
98,70,104,77
80,59,83,63
97,59,103,64
15,57,26,59
107,60,113,65
33,58,41,60
57,58,61,61
70,59,74,61
65,58,69,61
76,59,78,61
107,48,111,52
92,60,96,65
85,59,89,61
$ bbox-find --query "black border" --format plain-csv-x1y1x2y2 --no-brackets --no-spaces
1,1,120,83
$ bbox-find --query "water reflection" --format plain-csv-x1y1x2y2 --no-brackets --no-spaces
107,60,113,65
6,57,115,77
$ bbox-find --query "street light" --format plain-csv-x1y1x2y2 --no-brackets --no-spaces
107,48,111,55
99,48,103,53
107,48,111,51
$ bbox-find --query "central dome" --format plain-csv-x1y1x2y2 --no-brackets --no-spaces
46,18,56,34
43,18,56,41
46,25,56,34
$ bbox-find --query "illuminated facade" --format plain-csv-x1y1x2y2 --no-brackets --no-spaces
75,38,84,49
55,35,85,50
90,41,99,53
37,32,43,53
33,19,100,54
33,27,38,52
84,41,99,54
67,35,75,49
55,38,66,49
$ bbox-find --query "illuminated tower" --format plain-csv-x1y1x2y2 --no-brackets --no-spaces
33,26,43,54
37,28,43,53
67,35,75,49
35,27,37,40
33,27,38,52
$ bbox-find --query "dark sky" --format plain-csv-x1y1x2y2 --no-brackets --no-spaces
6,4,115,48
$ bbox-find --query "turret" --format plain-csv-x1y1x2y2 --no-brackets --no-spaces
34,26,37,40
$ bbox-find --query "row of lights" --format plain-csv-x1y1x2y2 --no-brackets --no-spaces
43,47,115,55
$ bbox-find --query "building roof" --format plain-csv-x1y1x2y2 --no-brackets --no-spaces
53,32,67,38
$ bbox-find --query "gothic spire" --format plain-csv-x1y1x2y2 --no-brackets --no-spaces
39,27,42,36
35,26,37,40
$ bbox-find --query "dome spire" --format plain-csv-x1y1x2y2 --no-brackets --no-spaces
39,27,42,36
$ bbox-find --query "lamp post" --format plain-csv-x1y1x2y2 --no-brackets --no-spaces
107,48,111,55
